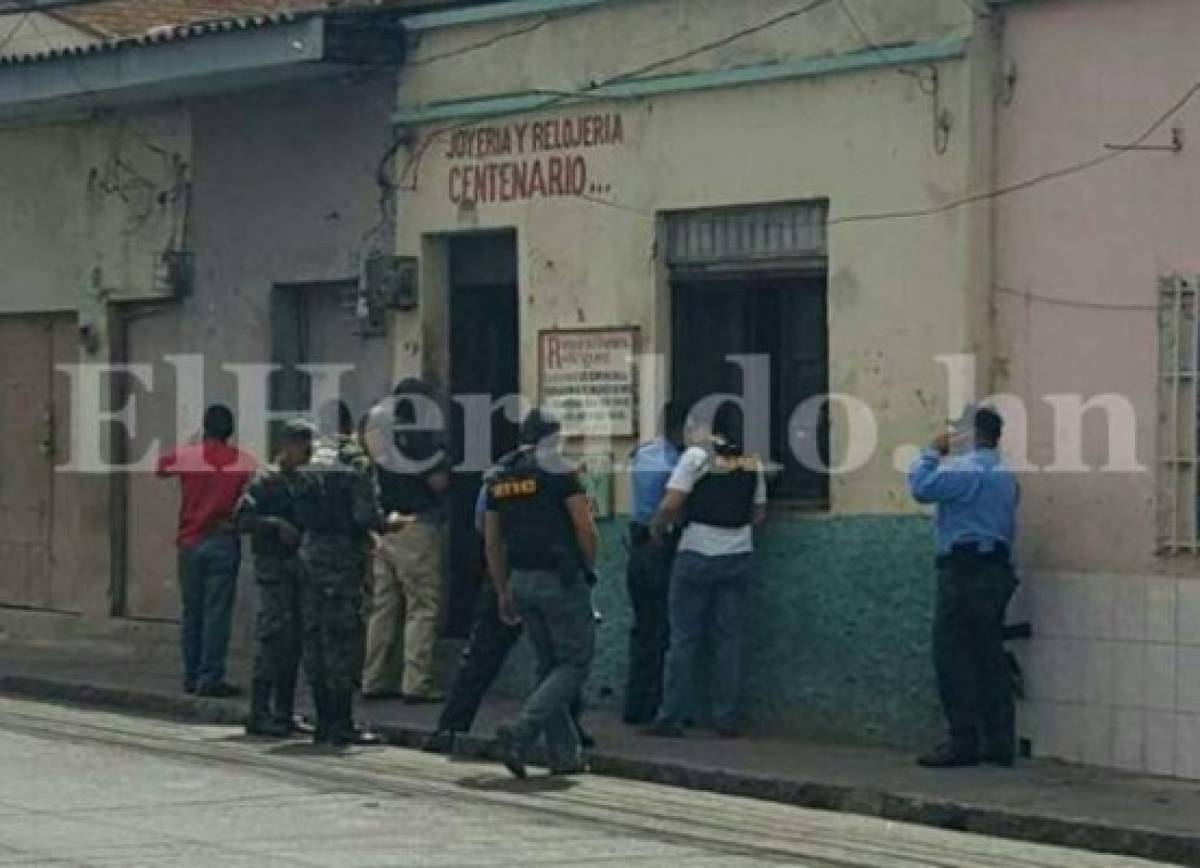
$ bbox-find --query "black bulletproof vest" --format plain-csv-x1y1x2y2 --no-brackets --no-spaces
489,450,577,571
685,448,758,529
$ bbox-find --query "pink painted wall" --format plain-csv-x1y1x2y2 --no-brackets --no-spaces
995,0,1200,573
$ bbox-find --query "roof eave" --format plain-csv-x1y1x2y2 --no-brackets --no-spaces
0,14,401,122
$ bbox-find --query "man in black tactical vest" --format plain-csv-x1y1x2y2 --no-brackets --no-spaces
486,408,599,778
646,403,766,739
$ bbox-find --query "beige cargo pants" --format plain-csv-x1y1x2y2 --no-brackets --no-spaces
362,522,443,697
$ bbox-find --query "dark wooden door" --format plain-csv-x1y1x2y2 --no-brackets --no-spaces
0,313,84,612
447,283,519,637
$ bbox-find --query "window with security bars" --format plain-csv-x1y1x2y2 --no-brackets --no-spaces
1158,275,1199,552
665,202,830,504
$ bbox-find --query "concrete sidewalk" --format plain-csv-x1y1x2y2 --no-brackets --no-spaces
2,637,1199,867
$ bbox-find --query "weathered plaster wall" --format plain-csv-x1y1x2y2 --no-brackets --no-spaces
121,74,399,625
400,0,972,108
392,0,988,745
394,0,993,517
994,0,1200,778
0,74,398,633
995,0,1200,575
0,107,191,318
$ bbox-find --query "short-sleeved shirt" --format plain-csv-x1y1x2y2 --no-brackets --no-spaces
486,450,585,570
667,446,767,557
374,430,450,519
156,440,256,549
629,438,681,525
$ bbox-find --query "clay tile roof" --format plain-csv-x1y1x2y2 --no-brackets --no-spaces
56,1,342,38
55,0,469,39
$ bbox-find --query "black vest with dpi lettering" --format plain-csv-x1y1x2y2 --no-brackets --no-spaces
685,448,758,529
489,450,578,571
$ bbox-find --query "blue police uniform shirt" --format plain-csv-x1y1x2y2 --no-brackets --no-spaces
630,438,681,525
907,447,1018,555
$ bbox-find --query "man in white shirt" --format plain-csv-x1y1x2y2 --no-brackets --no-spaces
646,404,767,739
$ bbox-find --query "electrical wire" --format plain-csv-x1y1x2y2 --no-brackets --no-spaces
393,0,1200,240
992,284,1157,312
836,0,950,153
830,74,1200,226
396,0,841,190
407,14,556,67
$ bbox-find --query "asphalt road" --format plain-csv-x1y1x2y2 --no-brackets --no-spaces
0,696,1166,867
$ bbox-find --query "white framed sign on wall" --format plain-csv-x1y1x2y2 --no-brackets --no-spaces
538,326,639,440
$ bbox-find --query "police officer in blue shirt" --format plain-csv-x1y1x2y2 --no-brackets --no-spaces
908,405,1020,768
623,402,687,725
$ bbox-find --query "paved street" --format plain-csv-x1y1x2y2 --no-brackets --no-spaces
0,697,1168,868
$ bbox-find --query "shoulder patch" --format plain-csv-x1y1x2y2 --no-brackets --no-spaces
490,477,538,499
713,455,758,472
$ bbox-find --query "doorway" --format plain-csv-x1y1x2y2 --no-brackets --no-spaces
446,232,519,637
0,313,84,613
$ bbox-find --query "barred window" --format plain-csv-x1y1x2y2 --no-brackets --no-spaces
1158,275,1199,553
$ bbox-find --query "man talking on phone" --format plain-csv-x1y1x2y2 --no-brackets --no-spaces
908,405,1020,769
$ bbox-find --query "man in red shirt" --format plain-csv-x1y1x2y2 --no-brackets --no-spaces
157,404,256,697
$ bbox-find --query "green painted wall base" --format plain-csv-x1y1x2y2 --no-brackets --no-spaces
492,514,942,749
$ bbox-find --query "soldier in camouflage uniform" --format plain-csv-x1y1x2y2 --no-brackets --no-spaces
294,428,399,746
235,420,314,738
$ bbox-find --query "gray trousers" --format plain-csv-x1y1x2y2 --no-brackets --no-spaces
508,568,596,766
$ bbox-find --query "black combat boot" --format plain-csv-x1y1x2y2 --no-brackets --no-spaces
326,690,354,747
273,667,312,735
311,686,331,745
246,679,289,738
327,691,381,747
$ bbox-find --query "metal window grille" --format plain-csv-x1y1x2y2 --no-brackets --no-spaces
664,201,829,266
1158,275,1199,553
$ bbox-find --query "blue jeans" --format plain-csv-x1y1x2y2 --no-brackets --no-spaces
658,550,753,730
178,533,240,689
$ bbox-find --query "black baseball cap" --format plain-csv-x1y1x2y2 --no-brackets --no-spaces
519,407,562,446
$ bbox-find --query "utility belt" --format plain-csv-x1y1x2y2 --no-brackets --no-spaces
510,555,598,588
382,511,442,529
936,541,1011,568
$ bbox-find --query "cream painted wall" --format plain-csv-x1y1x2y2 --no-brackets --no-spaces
400,0,972,107
0,107,192,321
394,0,991,515
994,0,1200,573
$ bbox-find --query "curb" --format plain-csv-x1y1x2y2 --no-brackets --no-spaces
2,673,1197,867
